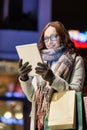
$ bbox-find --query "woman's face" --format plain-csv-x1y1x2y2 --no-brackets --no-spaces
44,26,61,49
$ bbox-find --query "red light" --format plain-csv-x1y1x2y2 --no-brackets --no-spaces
72,40,87,48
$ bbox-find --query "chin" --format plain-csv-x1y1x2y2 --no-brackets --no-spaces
47,46,55,49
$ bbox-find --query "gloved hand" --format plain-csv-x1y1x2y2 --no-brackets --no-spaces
35,62,55,85
18,59,32,81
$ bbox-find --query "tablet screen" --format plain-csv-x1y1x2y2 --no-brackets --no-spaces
16,43,43,76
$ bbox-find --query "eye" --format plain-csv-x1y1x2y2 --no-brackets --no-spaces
44,37,49,42
50,34,58,40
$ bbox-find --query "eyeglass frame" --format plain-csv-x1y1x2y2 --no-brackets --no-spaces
43,34,58,42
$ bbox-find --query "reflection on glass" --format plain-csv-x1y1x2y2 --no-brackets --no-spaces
0,0,38,31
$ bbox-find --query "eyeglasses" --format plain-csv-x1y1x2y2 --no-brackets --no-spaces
44,34,58,42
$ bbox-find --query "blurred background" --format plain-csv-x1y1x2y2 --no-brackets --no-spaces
0,0,87,130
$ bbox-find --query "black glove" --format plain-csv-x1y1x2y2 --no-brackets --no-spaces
35,62,55,85
18,59,32,81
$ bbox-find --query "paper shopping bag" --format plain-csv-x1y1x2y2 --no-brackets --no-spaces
48,90,76,130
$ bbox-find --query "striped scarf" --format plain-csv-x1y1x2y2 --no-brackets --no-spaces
41,46,65,62
35,48,76,130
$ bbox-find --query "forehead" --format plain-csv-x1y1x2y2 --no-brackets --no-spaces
44,26,57,36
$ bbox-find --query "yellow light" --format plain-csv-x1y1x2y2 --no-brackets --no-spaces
14,112,23,120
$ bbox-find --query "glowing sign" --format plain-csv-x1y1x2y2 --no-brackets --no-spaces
68,30,87,48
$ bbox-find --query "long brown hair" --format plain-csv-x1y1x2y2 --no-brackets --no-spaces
38,21,78,54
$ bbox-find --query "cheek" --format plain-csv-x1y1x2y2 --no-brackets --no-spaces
44,42,48,48
55,42,60,47
57,37,61,43
53,41,61,48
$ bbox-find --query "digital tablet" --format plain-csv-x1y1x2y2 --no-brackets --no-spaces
16,43,43,76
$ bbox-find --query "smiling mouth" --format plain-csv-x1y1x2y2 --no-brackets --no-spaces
48,44,55,48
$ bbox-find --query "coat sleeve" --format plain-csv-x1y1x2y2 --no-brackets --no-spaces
51,56,85,92
19,78,36,102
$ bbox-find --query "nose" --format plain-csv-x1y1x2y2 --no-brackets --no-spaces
47,38,52,43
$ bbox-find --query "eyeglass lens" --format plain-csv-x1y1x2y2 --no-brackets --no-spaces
44,34,58,42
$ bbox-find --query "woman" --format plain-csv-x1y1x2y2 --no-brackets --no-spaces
18,21,85,130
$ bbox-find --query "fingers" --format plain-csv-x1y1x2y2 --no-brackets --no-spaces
19,66,32,76
35,62,49,75
18,59,32,76
35,69,44,75
19,59,29,69
19,59,23,68
37,62,48,69
20,61,30,71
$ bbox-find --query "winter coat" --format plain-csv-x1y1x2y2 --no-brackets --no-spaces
19,55,85,130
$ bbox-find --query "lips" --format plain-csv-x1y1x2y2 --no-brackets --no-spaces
48,44,55,48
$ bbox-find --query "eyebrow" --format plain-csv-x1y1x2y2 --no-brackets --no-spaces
44,34,58,37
